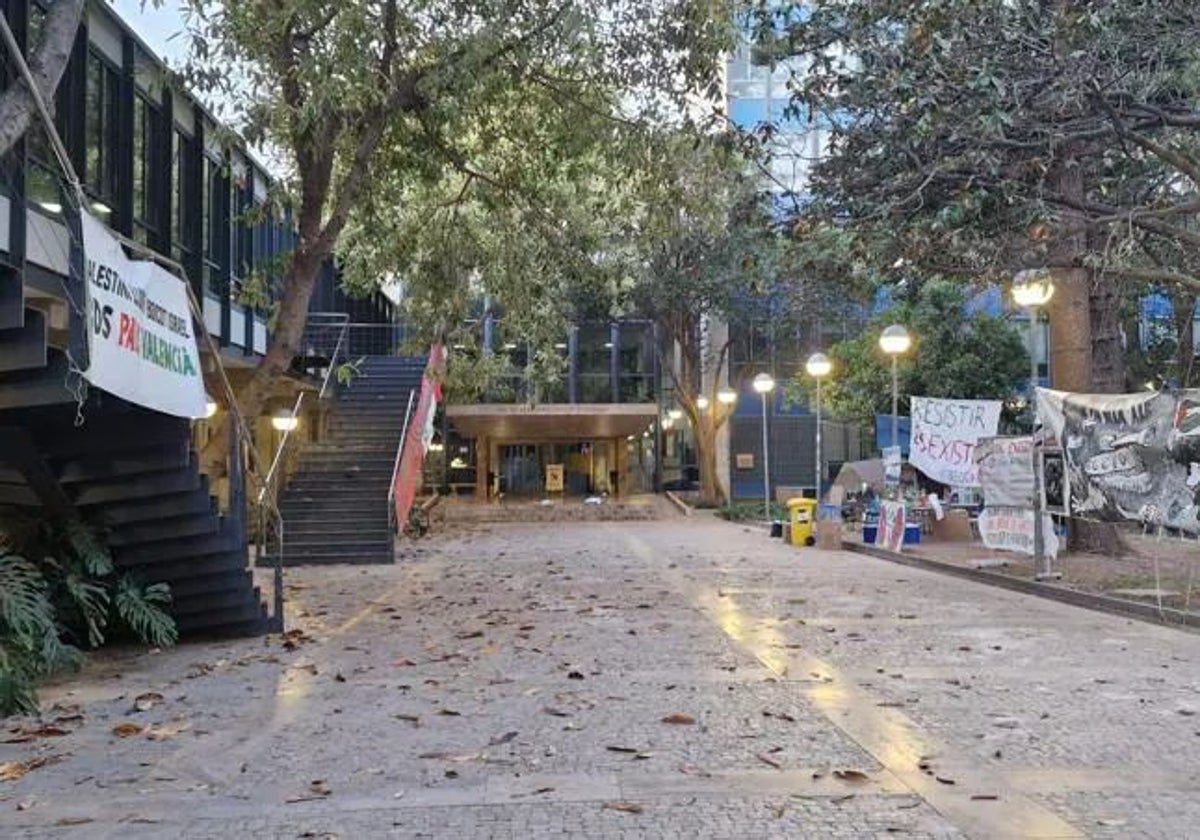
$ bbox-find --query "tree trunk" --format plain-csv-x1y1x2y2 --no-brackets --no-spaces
1173,290,1197,387
200,245,327,476
694,416,726,506
1089,273,1126,393
0,0,85,158
1049,156,1094,392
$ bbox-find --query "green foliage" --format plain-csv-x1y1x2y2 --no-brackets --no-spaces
790,281,1030,426
336,357,366,387
760,0,1200,391
0,511,177,715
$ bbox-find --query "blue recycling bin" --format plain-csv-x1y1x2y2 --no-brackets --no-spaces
903,523,922,545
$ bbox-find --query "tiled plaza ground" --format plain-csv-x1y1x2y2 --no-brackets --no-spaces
2,517,1199,838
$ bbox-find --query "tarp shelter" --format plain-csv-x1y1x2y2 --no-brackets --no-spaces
833,458,917,494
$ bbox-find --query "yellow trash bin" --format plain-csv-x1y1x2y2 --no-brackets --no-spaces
787,497,818,546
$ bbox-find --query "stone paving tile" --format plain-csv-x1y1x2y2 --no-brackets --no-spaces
2,518,1200,836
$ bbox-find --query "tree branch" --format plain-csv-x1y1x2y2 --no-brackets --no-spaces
0,0,85,158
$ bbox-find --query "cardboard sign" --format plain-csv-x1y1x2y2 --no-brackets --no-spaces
80,212,206,418
909,397,1002,487
978,506,1059,558
875,501,906,552
975,436,1035,507
545,464,564,493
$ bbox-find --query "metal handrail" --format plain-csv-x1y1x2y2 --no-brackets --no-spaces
259,391,305,503
310,312,351,400
388,390,418,533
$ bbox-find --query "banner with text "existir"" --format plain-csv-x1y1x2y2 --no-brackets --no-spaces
909,397,1002,487
81,212,206,419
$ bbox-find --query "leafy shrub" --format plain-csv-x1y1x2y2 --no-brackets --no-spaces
0,510,177,715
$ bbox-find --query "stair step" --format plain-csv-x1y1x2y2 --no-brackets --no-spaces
0,308,47,373
124,550,249,583
259,550,394,567
98,488,216,526
165,570,253,600
175,602,269,636
109,512,220,547
57,443,192,483
173,586,264,617
114,521,243,565
73,459,202,506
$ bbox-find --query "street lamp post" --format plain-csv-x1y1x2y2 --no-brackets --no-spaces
879,325,912,493
1012,270,1057,580
805,353,832,499
752,373,776,522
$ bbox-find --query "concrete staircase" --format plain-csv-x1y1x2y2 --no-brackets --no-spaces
273,356,426,565
0,252,272,636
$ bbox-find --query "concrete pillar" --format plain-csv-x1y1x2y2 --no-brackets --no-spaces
615,437,630,498
475,435,489,501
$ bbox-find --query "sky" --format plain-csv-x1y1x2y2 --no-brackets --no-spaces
110,1,190,67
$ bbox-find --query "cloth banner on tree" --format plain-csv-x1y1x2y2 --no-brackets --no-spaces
875,501,906,552
975,436,1035,507
393,344,447,532
978,507,1059,558
1038,388,1200,534
909,397,1002,487
80,211,206,418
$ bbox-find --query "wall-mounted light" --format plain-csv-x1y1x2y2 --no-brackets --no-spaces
554,342,568,350
668,408,683,421
717,387,737,405
430,442,445,452
205,397,219,419
696,396,709,411
91,200,112,217
37,200,62,215
271,410,299,432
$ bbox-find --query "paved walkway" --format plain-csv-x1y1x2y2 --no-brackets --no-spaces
3,518,1200,838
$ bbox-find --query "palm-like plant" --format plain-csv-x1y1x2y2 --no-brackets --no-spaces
0,509,177,715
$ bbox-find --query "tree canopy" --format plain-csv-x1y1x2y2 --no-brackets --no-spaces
793,280,1030,427
756,0,1200,392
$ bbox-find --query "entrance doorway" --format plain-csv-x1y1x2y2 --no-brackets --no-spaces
500,445,542,496
496,442,614,497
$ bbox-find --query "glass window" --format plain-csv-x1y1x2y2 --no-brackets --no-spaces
84,51,120,203
171,127,190,261
133,95,160,243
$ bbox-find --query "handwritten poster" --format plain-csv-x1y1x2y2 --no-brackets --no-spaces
909,397,1002,487
978,506,1059,558
875,501,906,552
975,436,1035,507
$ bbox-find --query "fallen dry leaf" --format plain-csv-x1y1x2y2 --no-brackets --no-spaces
146,721,191,741
1,756,63,783
661,713,695,725
133,692,164,712
112,722,146,738
543,706,570,717
756,753,783,770
56,817,94,826
604,801,645,814
488,731,518,746
833,769,870,782
605,746,641,754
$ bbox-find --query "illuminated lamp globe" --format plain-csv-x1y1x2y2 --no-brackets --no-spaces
805,352,832,378
879,325,912,356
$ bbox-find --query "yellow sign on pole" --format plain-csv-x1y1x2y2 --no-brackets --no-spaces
546,464,564,493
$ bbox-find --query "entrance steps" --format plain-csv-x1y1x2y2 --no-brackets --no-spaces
437,495,666,525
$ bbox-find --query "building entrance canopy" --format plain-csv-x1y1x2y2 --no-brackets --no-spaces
446,404,658,441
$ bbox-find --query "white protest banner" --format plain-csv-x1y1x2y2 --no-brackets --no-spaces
875,501,906,552
975,436,1035,507
978,506,1059,558
81,212,206,419
909,397,1002,487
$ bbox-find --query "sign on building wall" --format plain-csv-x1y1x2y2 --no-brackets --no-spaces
978,507,1059,558
1038,388,1200,533
975,436,1035,507
909,397,1002,487
545,464,564,493
736,453,755,470
80,212,206,418
875,500,906,552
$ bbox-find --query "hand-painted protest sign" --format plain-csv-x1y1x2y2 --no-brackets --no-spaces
883,446,902,486
875,501,906,552
975,436,1035,507
81,211,206,418
909,397,1001,487
978,506,1059,558
1038,388,1200,534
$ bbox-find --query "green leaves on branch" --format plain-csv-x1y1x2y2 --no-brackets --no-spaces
0,511,177,715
